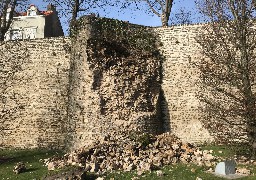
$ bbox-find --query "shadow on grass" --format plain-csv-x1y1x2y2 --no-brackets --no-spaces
24,167,39,173
44,167,99,180
84,173,98,180
0,149,63,165
0,157,14,163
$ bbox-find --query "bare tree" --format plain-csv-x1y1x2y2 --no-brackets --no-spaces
142,0,174,26
196,0,256,146
0,0,17,40
170,7,192,25
43,0,116,35
44,0,175,34
0,0,28,41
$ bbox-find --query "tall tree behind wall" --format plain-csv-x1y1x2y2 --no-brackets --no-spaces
44,0,176,34
145,0,174,26
131,0,174,26
196,0,256,146
0,0,28,41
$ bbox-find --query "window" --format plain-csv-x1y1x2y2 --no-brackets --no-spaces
28,9,37,16
24,27,37,39
10,29,22,40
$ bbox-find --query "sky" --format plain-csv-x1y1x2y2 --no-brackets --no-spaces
27,0,200,35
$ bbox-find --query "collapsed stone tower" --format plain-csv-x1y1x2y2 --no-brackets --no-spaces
0,16,166,149
68,17,165,148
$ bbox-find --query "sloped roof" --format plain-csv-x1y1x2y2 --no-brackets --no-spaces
16,11,53,17
16,4,54,17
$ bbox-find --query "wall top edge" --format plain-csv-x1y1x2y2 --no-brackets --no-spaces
2,36,70,43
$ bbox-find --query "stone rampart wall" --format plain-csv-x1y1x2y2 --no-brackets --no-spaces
0,18,231,149
0,37,71,149
154,25,214,143
0,17,166,149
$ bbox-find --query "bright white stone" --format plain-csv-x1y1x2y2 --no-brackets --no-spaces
215,159,236,175
215,162,226,175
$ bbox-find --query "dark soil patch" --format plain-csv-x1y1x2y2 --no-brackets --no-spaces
0,156,14,163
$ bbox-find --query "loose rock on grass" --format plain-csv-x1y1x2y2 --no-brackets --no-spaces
13,162,26,174
44,132,216,175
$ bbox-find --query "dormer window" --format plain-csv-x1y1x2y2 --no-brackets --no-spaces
27,5,38,16
9,29,22,40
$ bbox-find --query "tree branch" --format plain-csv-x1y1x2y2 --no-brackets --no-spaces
145,0,161,17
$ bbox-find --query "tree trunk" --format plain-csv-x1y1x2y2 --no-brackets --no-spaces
69,0,79,36
239,3,256,145
0,30,5,41
0,0,18,41
161,14,168,26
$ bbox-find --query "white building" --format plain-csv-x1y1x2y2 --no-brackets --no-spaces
5,4,64,41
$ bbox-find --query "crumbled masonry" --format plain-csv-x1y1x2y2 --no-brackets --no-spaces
44,132,216,174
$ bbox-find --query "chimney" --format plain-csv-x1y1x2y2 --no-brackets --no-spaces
47,4,55,11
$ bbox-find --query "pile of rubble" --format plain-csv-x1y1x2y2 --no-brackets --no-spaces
44,132,216,175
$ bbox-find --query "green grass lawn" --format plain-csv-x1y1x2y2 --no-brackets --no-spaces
105,163,226,180
105,162,256,180
0,144,255,180
200,143,252,158
0,148,63,180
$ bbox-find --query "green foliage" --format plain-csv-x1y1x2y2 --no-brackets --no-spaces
71,16,164,97
137,133,153,148
128,131,154,148
73,16,162,54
